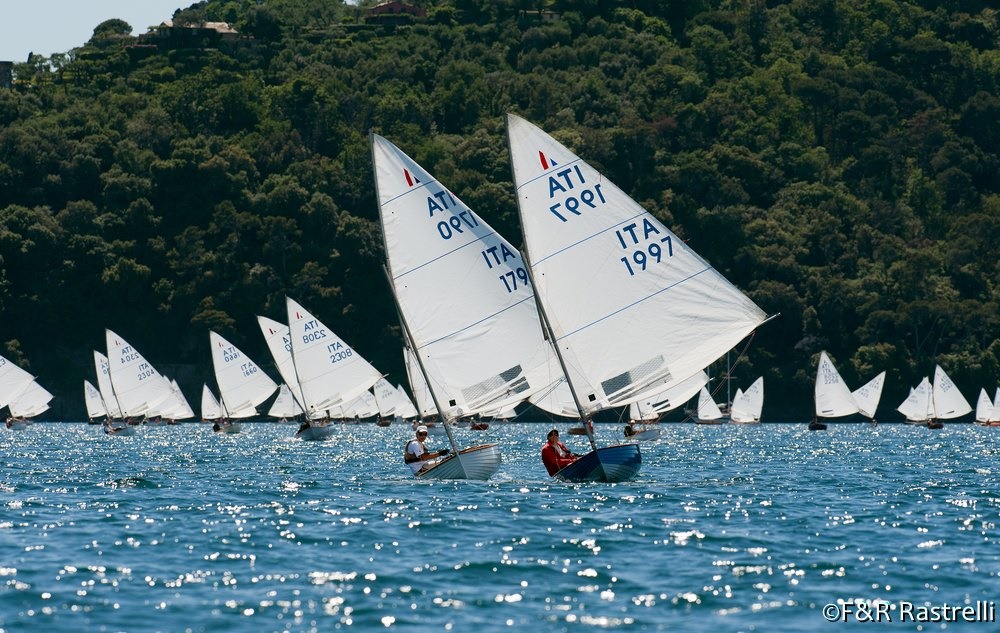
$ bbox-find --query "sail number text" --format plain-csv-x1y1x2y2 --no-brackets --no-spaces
302,320,354,364
617,218,674,276
547,165,607,222
427,189,480,239
481,241,530,294
135,362,155,381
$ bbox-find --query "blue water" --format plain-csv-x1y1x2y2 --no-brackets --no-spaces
1,422,997,632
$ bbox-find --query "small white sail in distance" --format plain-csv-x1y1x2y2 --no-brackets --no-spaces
630,370,709,420
730,377,764,423
268,383,304,418
286,297,381,417
814,351,859,419
852,371,886,419
697,386,725,421
506,113,769,416
209,331,278,417
0,353,35,409
201,384,222,420
8,380,53,418
84,380,107,419
932,365,972,419
897,377,932,422
975,388,995,424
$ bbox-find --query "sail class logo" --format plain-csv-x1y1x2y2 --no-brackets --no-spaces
403,168,421,187
538,151,557,170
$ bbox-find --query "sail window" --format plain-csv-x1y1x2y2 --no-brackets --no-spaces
601,356,671,403
460,365,528,406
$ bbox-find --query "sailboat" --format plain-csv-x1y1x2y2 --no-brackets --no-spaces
5,378,52,427
374,132,564,479
208,331,278,433
811,351,859,430
84,380,107,424
694,386,726,424
201,384,223,422
146,378,195,424
105,329,173,421
626,370,708,440
929,364,972,427
852,371,886,425
1,353,36,429
91,350,131,435
975,388,998,426
730,377,764,424
103,331,172,435
898,365,972,428
507,113,770,481
282,297,382,441
898,377,933,426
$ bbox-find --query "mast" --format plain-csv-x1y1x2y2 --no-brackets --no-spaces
282,300,314,420
520,250,597,451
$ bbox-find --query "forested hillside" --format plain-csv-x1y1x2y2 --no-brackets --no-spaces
1,0,997,420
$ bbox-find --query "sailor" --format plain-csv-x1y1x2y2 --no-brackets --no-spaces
541,428,578,476
404,425,449,474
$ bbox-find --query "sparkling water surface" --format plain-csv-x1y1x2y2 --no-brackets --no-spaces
2,422,998,632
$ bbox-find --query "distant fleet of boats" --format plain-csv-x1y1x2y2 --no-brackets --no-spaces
4,115,999,482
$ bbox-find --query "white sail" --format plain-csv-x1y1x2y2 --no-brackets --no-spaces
286,297,381,417
507,113,767,415
394,384,418,418
210,331,278,417
0,354,35,409
166,380,195,420
993,388,1000,423
975,388,995,424
93,351,124,418
814,351,859,419
8,380,53,418
373,377,401,416
105,329,173,418
148,378,194,421
630,370,709,420
898,377,932,422
932,365,971,419
852,371,885,419
268,383,304,418
696,386,725,421
730,377,764,423
373,378,418,418
201,384,222,420
403,346,436,417
84,380,107,419
373,133,562,417
257,316,305,410
336,389,379,418
528,377,579,418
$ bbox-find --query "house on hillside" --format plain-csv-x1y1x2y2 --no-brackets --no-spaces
137,20,241,50
365,1,426,26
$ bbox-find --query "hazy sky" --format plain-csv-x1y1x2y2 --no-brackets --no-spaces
0,1,188,62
